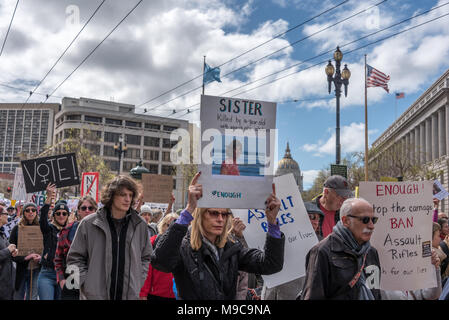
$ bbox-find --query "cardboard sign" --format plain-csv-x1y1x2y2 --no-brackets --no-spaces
21,153,80,193
81,172,99,202
12,168,28,201
141,173,173,203
17,225,44,256
198,95,277,209
433,179,449,201
232,173,318,288
359,181,436,291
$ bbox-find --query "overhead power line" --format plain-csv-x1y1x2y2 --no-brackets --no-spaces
42,0,144,102
0,0,20,57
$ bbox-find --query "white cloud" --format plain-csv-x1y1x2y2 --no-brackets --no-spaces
302,169,320,188
302,122,378,156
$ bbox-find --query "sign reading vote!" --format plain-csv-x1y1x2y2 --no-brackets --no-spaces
21,153,80,193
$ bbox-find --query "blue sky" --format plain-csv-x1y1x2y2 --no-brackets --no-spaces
0,0,448,189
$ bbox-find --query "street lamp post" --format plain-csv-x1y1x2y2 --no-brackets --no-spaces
325,46,351,165
114,136,127,174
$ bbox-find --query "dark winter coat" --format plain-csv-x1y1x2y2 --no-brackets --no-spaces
39,204,63,270
301,231,381,300
0,229,15,299
151,222,285,300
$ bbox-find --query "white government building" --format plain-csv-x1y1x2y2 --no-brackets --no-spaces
370,68,449,211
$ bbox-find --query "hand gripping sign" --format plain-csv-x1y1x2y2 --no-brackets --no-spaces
81,172,99,202
21,153,80,193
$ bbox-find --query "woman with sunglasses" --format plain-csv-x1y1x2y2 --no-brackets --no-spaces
151,172,285,300
9,203,42,300
54,195,97,300
38,183,69,300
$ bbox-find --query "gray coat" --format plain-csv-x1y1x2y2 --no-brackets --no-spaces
66,207,152,300
0,231,15,300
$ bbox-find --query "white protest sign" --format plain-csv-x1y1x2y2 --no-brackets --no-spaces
198,95,277,209
143,202,169,214
359,181,436,291
433,179,449,201
81,172,99,202
232,173,318,288
12,168,28,201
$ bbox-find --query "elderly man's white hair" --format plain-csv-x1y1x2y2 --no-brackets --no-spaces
340,198,371,218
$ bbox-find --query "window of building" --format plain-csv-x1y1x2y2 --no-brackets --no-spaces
64,128,80,139
123,161,135,172
104,160,119,172
83,129,102,141
161,165,176,175
104,132,121,143
162,138,178,149
125,120,141,128
126,134,141,146
143,150,159,161
163,125,178,132
173,178,176,190
162,151,171,162
144,136,160,147
103,145,116,157
105,118,122,126
66,114,81,121
145,164,158,174
84,144,101,155
145,123,161,131
125,148,140,159
84,115,102,123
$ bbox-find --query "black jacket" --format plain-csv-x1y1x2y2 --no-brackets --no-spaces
0,229,15,299
151,222,285,300
9,224,40,290
315,195,340,238
301,231,381,300
40,204,63,269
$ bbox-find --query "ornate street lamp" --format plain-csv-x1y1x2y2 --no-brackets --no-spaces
325,46,350,165
130,159,150,180
114,136,127,174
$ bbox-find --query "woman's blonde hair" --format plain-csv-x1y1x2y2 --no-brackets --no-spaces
190,208,233,250
157,212,179,234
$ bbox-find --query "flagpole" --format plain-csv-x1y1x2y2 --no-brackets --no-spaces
202,56,206,95
395,96,397,121
364,54,369,182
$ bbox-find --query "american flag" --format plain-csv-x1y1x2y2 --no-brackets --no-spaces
366,64,390,93
395,92,404,99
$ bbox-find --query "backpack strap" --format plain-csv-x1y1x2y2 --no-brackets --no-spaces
349,252,368,288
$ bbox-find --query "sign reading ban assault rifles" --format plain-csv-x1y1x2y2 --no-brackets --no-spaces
21,153,80,193
359,181,436,291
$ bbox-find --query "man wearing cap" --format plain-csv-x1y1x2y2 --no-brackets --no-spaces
315,175,353,239
301,198,381,300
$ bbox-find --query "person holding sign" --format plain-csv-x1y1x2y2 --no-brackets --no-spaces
67,175,152,300
9,203,41,300
151,172,285,300
301,198,381,300
38,183,69,300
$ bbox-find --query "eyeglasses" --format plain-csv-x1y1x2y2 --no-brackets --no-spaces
206,209,230,218
347,214,378,224
24,208,37,213
7,208,14,211
54,211,68,217
308,214,319,221
80,206,95,211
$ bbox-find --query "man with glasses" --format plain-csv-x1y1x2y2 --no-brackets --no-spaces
301,198,381,300
315,175,353,239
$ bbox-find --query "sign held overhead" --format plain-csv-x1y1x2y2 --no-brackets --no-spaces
21,153,80,193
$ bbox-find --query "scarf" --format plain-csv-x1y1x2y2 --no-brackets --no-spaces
201,236,223,262
333,221,375,300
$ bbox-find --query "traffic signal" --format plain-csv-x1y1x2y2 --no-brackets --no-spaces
7,186,12,192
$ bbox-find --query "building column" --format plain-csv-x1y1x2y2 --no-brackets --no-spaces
446,104,449,158
432,112,439,160
420,122,426,164
426,117,432,162
405,134,410,161
414,126,420,164
439,107,446,157
410,130,415,164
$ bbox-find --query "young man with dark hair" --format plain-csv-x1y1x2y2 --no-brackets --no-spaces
67,175,152,300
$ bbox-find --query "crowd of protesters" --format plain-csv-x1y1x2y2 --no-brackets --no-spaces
1,173,449,301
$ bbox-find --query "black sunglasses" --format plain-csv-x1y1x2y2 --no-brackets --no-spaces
25,208,37,213
54,211,68,217
347,214,378,224
80,206,95,211
308,214,319,221
207,209,230,218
